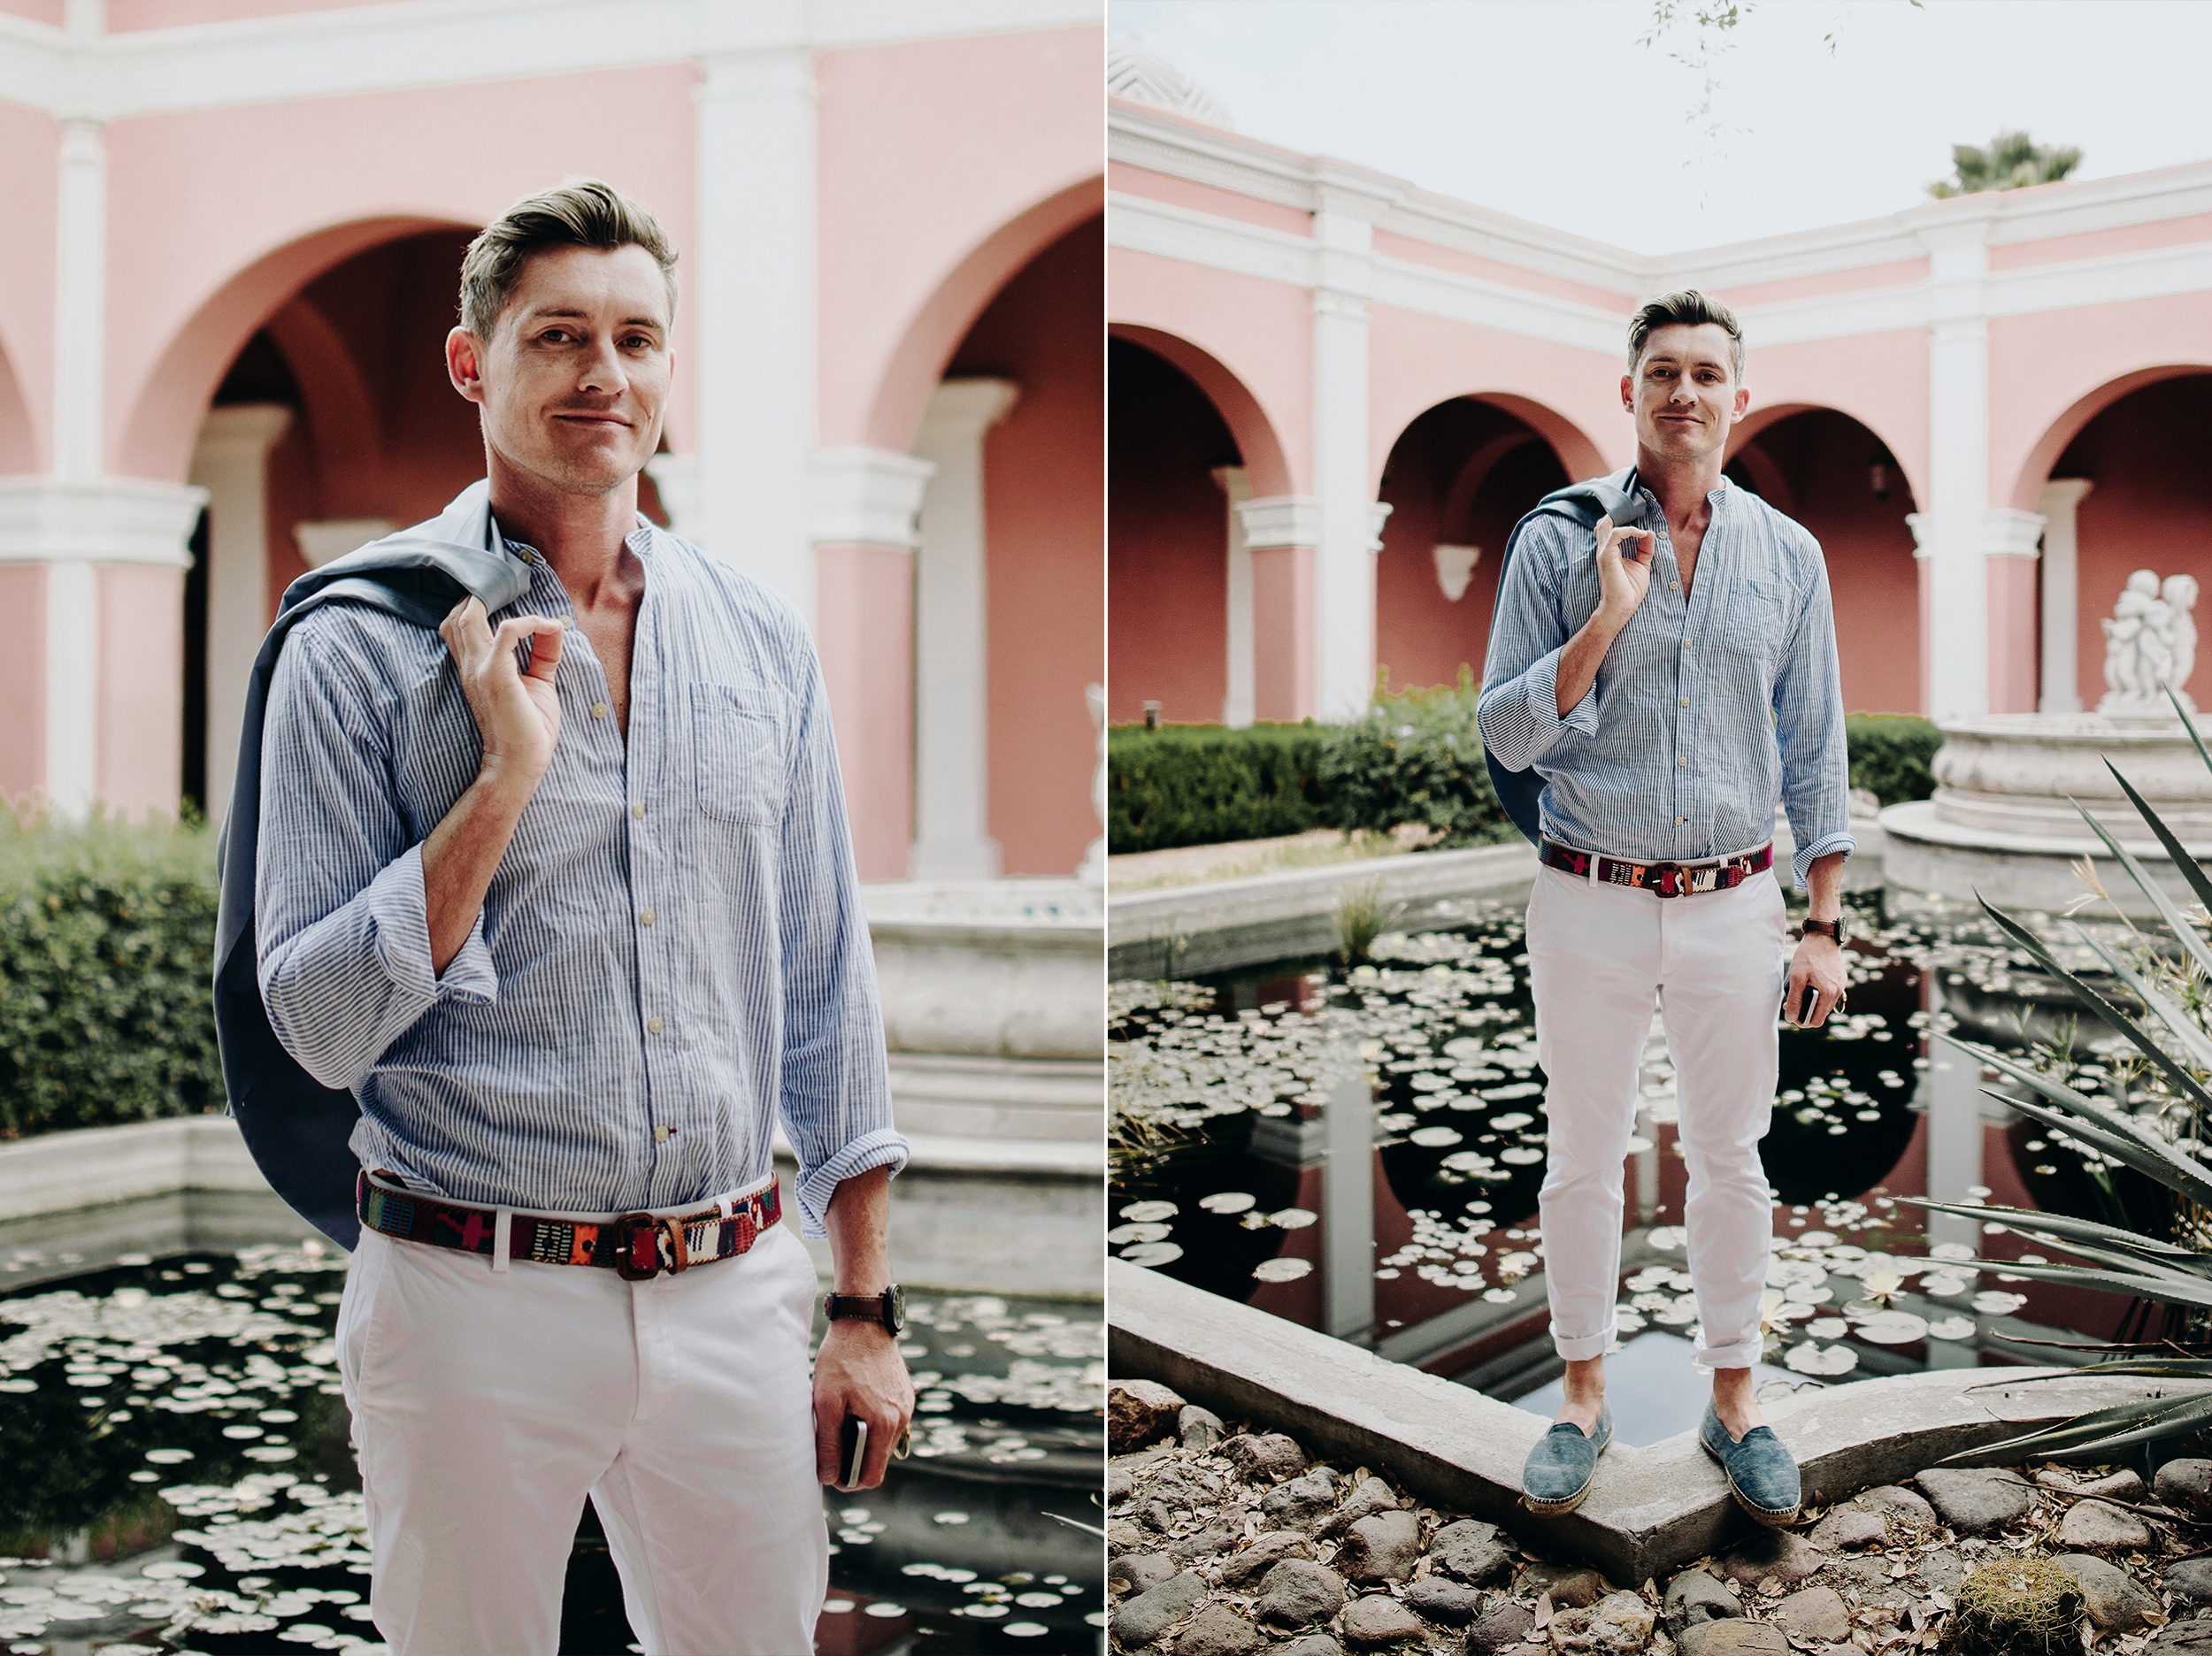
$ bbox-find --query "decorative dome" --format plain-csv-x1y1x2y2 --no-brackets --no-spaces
1107,39,1234,130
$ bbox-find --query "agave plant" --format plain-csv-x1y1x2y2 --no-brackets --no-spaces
1902,686,2212,1459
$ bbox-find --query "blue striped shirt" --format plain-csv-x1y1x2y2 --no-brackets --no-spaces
255,508,906,1236
1476,478,1855,889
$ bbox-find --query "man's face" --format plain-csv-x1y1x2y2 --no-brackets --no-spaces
449,242,672,497
1621,322,1748,463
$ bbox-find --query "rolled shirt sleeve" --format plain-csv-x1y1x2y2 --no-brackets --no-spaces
257,621,498,1094
1477,520,1601,773
1773,552,1858,890
772,629,909,1237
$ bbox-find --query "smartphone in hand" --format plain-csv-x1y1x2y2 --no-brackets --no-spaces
840,1416,869,1489
1782,984,1816,1026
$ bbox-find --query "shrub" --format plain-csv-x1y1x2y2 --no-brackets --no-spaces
1106,722,1335,855
0,820,224,1139
1845,712,1942,806
1319,668,1517,849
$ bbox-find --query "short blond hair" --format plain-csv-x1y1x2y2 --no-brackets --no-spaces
458,178,678,339
1628,289,1744,382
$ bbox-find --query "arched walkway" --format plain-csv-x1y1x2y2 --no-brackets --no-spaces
1725,407,1923,714
1108,333,1297,728
1373,396,1583,694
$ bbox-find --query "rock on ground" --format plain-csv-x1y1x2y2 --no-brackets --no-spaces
1178,1403,1225,1451
1174,1601,1263,1656
1429,1519,1512,1586
2039,1467,2147,1503
1169,1523,1241,1562
1807,1506,1886,1551
1222,1431,1307,1483
1318,1474,1401,1537
2168,1556,2212,1608
1769,1586,1850,1644
1465,1597,1537,1653
1217,1530,1312,1588
1402,1575,1485,1626
1553,1591,1657,1654
1262,1468,1340,1531
1109,1551,1177,1596
1109,1379,1187,1453
1110,1568,1206,1647
2056,1497,2154,1552
1275,1638,1348,1656
2152,1620,2212,1656
2161,1460,2212,1517
1677,1621,1789,1656
1334,1509,1423,1585
1717,1530,1824,1591
2055,1553,2161,1632
1519,1561,1609,1606
1913,1468,2039,1534
1254,1558,1347,1629
1852,1484,1939,1530
1663,1568,1740,1634
1339,1592,1427,1647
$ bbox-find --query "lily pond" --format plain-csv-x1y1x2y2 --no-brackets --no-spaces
0,1225,1104,1655
1110,882,2167,1444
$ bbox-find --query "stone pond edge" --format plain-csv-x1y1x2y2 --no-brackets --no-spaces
1110,1258,2212,1586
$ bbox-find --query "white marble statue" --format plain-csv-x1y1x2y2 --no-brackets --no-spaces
1077,681,1107,887
2099,568,2200,717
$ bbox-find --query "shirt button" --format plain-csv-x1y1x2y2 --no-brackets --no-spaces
1683,640,1694,649
1680,696,1690,706
647,1016,664,1035
631,802,646,819
1677,816,1687,824
592,702,609,719
1678,758,1688,767
640,908,656,926
654,1124,674,1144
1671,579,1680,591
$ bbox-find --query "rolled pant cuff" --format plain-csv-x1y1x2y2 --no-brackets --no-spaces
1696,1339,1764,1370
1552,1322,1617,1362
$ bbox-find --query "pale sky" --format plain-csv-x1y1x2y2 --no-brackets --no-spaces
1110,0,2212,256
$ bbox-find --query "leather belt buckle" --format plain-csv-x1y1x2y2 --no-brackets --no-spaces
613,1212,663,1280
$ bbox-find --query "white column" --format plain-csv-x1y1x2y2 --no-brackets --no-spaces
54,117,104,483
0,478,206,823
2038,479,2094,714
190,405,292,831
909,379,1018,882
1912,216,1998,719
642,451,698,538
693,48,816,625
1211,464,1253,728
808,447,937,547
1311,168,1392,722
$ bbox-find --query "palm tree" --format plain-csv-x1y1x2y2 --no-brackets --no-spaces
1929,131,2084,199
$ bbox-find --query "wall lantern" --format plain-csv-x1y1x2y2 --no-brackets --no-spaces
1433,544,1481,602
1868,449,1894,502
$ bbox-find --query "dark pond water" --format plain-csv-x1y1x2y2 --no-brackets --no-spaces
1110,883,2160,1442
0,1238,1104,1654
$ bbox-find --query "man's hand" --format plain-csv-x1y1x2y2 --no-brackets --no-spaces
813,1322,914,1491
439,595,566,790
1592,514,1655,621
1785,933,1847,1030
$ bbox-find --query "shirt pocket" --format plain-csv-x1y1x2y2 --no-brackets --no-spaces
690,683,787,825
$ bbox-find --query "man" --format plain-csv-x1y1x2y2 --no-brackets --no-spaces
1477,290,1852,1527
253,180,914,1652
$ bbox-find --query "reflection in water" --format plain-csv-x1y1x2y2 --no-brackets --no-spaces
0,1246,1102,1654
1110,886,2136,1411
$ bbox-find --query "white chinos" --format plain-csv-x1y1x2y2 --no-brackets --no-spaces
334,1180,829,1656
1525,862,1789,1370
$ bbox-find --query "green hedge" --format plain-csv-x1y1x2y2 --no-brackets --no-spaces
0,822,224,1139
1844,712,1942,806
1320,669,1517,849
1106,722,1334,855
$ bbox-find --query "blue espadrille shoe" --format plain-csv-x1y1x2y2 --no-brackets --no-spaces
1521,1399,1612,1515
1700,1400,1801,1526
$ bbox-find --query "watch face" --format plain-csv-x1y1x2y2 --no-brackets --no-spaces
883,1284,906,1335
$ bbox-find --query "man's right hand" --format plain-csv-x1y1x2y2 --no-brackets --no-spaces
439,596,566,792
1593,514,1655,621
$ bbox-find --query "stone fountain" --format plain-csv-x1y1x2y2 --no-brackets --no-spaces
1882,569,2212,918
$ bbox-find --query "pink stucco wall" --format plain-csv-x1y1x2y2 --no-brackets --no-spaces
1710,257,1928,310
817,27,1101,456
1252,546,1315,723
0,100,56,472
96,564,184,820
107,0,404,26
817,542,913,883
1371,231,1631,316
1109,249,1312,493
951,218,1102,879
1989,213,2212,272
1990,295,2212,510
2052,375,2212,710
1367,306,1617,493
0,0,61,23
1109,161,1309,239
1735,332,1929,515
103,65,697,484
1107,337,1233,725
0,564,42,801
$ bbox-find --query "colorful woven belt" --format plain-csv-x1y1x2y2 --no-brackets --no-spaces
357,1173,780,1280
1540,837,1773,898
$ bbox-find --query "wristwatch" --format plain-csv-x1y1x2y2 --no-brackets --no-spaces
1796,917,1847,946
824,1284,906,1336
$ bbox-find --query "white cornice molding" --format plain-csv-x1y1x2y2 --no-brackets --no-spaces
1108,190,1320,289
1238,495,1320,549
0,474,207,565
1983,508,2048,560
810,445,938,548
0,0,1095,121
